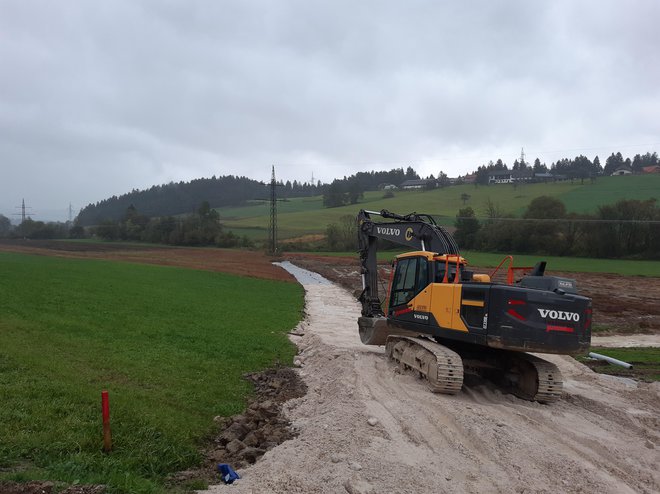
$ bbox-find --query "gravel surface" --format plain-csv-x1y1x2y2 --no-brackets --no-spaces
203,263,659,494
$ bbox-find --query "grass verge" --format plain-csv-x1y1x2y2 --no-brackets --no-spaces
577,347,660,382
0,252,303,493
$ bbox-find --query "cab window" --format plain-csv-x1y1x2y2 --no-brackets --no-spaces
435,265,458,283
390,257,428,307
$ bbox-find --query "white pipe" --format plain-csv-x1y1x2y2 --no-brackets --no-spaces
588,352,633,369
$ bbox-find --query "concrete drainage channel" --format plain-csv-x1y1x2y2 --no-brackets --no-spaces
274,260,333,285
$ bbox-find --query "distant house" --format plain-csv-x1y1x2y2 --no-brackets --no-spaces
533,172,568,182
462,174,477,184
612,166,632,176
400,179,436,189
381,184,397,190
534,172,554,182
642,165,660,174
488,170,533,184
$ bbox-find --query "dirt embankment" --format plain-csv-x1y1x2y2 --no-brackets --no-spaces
203,262,659,494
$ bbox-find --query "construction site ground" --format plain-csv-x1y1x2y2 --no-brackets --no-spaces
1,240,658,493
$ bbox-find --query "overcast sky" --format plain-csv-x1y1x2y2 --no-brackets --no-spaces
1,0,659,221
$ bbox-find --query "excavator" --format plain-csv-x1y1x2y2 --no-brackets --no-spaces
357,209,592,403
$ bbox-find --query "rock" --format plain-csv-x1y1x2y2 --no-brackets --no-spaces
294,359,303,367
343,478,375,494
225,439,246,455
243,430,260,447
220,422,248,444
367,417,379,426
259,400,274,410
645,440,655,449
330,453,346,463
239,446,266,464
349,461,362,471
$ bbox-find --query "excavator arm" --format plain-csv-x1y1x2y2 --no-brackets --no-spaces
357,209,460,317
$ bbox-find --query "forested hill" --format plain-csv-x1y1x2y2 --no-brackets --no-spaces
76,167,417,226
76,175,319,226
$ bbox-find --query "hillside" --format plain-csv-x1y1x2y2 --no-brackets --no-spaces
219,175,660,240
76,175,320,226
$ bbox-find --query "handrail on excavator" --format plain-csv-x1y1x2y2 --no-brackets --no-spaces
490,255,534,285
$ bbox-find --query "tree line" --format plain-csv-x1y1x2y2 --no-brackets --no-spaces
322,151,659,205
473,152,658,185
454,197,660,259
94,203,252,247
0,215,72,240
322,167,419,207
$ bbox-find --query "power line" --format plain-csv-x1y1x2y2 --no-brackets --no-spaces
453,216,660,225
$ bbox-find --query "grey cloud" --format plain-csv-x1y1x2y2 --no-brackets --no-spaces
1,0,658,221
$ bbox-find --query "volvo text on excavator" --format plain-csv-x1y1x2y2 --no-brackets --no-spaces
357,209,592,403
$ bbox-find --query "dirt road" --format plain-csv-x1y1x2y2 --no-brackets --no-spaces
204,263,659,494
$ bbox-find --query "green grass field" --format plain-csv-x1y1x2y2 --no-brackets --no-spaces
577,347,660,382
0,252,303,493
218,175,660,240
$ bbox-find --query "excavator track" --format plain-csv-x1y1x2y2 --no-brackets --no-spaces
506,352,564,403
386,336,464,394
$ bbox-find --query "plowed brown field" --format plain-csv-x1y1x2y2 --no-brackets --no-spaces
0,239,294,282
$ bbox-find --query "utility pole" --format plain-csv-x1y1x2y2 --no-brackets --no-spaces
520,147,526,166
14,198,34,223
268,165,279,255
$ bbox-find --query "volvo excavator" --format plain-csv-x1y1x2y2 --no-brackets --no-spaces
357,209,592,403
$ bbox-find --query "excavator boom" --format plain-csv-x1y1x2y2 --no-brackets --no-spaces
357,209,459,317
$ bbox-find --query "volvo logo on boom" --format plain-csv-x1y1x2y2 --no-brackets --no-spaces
537,309,580,322
376,227,400,236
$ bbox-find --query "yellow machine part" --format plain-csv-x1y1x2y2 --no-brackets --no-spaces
412,283,469,332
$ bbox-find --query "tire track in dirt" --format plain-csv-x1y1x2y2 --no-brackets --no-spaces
204,263,659,494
